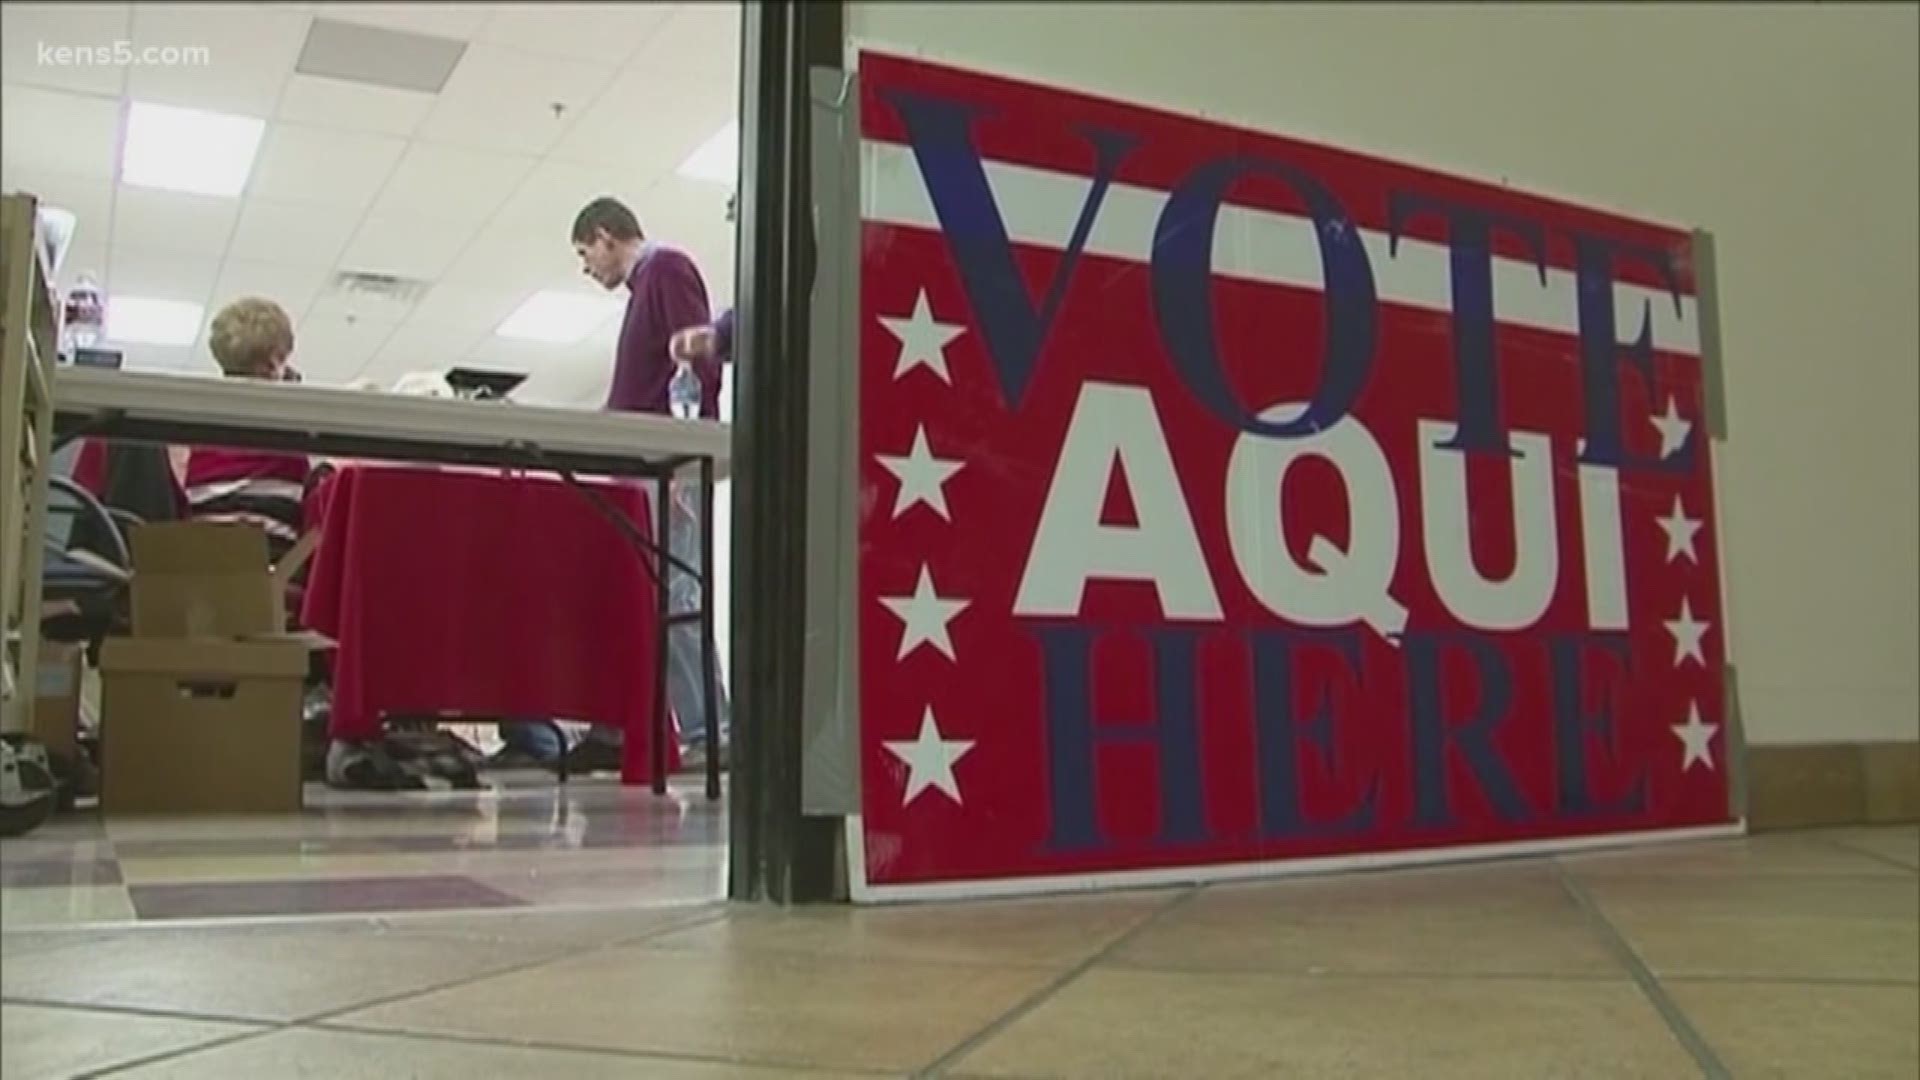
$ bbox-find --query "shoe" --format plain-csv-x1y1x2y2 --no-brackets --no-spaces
560,736,624,776
676,742,729,774
325,740,425,791
485,747,559,772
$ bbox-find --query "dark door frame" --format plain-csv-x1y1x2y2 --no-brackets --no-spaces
727,0,846,904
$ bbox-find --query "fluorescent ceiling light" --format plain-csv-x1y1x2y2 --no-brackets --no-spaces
120,102,266,198
495,290,620,344
677,120,737,186
106,297,205,346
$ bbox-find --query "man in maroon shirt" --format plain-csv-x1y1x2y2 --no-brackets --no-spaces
563,197,732,770
573,197,723,416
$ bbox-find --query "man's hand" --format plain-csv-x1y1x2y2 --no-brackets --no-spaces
671,325,719,363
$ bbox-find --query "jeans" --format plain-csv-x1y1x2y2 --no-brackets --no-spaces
499,719,564,762
664,480,731,748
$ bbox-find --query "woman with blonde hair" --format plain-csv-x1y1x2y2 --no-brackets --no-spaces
182,297,315,563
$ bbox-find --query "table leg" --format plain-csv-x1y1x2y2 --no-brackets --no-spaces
700,456,720,802
652,469,672,796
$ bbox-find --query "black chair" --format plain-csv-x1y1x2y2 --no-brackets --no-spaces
35,477,132,809
41,476,135,658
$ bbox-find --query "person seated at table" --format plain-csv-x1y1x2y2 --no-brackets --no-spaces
191,300,402,790
185,298,317,565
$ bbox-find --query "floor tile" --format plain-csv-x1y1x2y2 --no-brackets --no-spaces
336,944,1059,1072
0,858,123,889
1667,980,1920,1079
0,923,575,1022
364,903,723,949
1814,825,1920,871
644,892,1172,970
115,1028,871,1080
0,930,109,961
470,864,725,908
1560,832,1912,878
1,885,135,929
113,844,722,885
0,1003,259,1080
1113,863,1621,977
1578,873,1919,982
950,968,1697,1078
126,874,526,920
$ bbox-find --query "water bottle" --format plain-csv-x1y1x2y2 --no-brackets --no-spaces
63,273,103,355
668,359,701,419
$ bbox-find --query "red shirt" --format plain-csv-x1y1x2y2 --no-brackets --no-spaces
605,243,722,418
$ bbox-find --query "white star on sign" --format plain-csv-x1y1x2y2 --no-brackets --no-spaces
1663,597,1711,668
1671,702,1719,772
877,425,964,520
885,707,974,806
880,565,970,661
880,290,965,383
1657,495,1704,564
1650,397,1693,460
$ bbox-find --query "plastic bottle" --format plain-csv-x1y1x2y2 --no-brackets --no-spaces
63,273,103,355
668,359,701,419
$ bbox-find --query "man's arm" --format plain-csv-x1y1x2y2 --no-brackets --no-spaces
713,307,736,363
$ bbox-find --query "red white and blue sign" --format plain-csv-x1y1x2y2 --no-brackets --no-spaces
854,53,1735,899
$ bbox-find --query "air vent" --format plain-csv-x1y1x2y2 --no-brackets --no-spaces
327,271,431,306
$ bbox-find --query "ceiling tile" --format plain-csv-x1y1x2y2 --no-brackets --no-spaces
226,198,359,265
486,159,627,235
311,2,495,40
441,220,583,291
370,142,535,221
0,4,135,97
292,310,399,383
246,122,404,206
125,3,311,116
274,73,432,137
479,3,677,64
104,246,220,303
337,213,475,280
110,185,238,257
415,43,617,155
407,281,536,332
210,259,331,318
0,85,123,180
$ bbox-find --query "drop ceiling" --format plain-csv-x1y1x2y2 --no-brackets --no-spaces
0,1,742,408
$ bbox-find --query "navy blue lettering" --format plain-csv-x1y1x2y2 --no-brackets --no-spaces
1387,194,1550,457
1151,156,1378,438
1402,631,1531,828
1571,235,1692,471
1250,629,1378,838
883,89,1138,411
1547,634,1649,818
1036,625,1210,854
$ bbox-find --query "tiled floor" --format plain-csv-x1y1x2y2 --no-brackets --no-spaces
1,776,725,929
1,825,1914,1078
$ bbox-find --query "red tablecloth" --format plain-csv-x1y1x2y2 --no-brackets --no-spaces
301,465,675,783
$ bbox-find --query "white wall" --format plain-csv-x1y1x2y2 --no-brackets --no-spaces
848,1,1920,746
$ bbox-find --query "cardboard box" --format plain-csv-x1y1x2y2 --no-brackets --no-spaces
97,522,327,815
100,637,307,814
31,640,82,760
129,524,316,638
